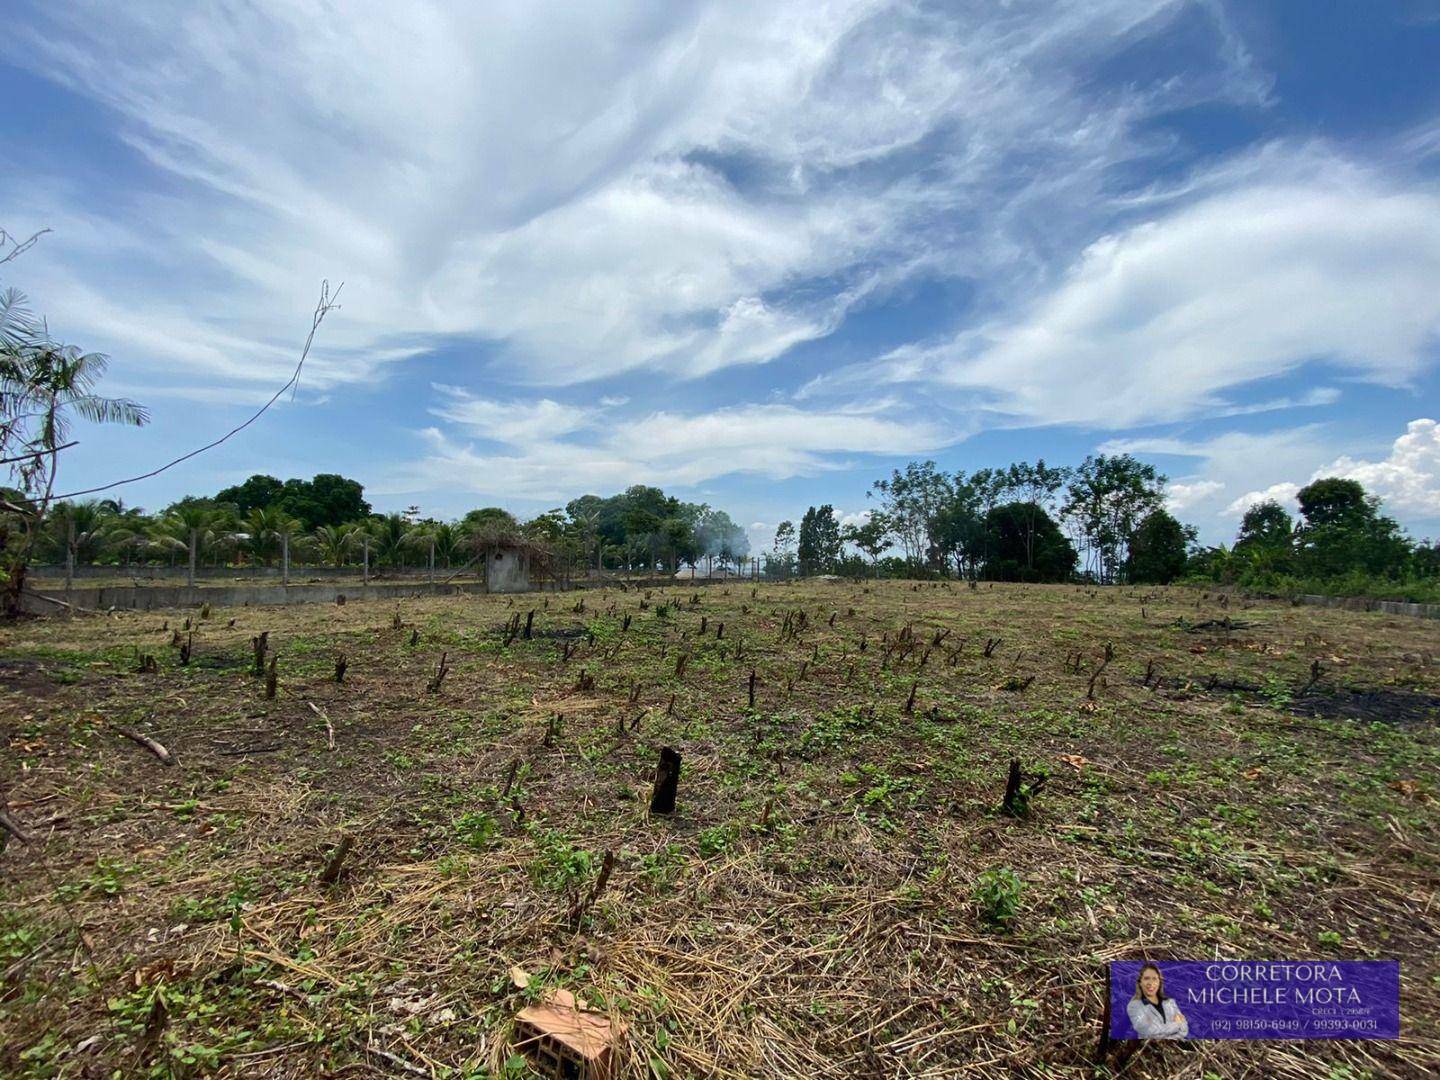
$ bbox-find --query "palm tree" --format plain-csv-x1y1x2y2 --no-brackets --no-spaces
241,506,289,566
1,288,148,613
313,522,361,568
105,515,152,570
272,513,306,584
431,522,461,569
45,499,113,569
154,505,224,587
368,513,415,570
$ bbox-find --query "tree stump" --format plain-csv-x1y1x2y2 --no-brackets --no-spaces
649,747,681,815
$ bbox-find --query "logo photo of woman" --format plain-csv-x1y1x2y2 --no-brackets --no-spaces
1126,963,1189,1039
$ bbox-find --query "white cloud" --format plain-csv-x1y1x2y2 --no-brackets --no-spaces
1165,480,1223,512
377,399,952,500
1,0,1258,394
1104,418,1440,541
1323,418,1440,518
882,166,1440,428
1101,424,1333,541
1228,418,1440,522
428,385,596,442
1224,482,1300,517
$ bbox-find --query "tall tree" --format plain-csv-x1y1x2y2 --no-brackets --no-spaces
1233,500,1294,577
796,507,819,576
368,512,415,569
1294,477,1410,579
1126,509,1195,584
869,461,954,569
313,522,362,567
1005,460,1071,574
932,476,985,578
797,505,842,575
842,513,892,577
215,475,285,516
1062,454,1166,583
1296,478,1370,529
982,501,1077,582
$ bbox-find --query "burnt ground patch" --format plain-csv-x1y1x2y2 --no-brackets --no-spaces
1291,687,1440,727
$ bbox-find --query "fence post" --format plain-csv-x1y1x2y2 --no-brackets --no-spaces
363,537,369,589
65,517,75,600
282,533,290,587
429,537,435,587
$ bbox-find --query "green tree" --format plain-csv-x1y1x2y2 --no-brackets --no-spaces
1062,454,1166,583
1233,500,1294,578
869,461,954,569
215,475,285,516
797,505,841,575
1126,509,1195,584
368,512,416,569
982,502,1077,582
1294,478,1410,579
154,504,225,585
313,522,362,567
300,473,369,528
843,513,892,577
932,477,985,578
1296,478,1370,529
1005,460,1071,575
462,506,520,533
43,499,113,567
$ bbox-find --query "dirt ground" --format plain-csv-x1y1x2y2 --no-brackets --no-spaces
1,581,1437,1078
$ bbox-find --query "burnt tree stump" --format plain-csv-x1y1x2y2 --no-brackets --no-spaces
650,747,681,815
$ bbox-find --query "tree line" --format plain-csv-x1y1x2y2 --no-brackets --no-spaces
768,457,1187,584
1189,478,1439,602
769,459,1438,598
16,476,753,581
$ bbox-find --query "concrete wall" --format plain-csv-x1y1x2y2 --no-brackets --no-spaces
21,580,491,614
1200,585,1438,621
31,564,471,582
486,548,531,593
1288,592,1440,620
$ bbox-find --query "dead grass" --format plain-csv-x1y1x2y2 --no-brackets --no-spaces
1,582,1438,1078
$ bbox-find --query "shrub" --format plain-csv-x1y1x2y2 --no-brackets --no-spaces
973,867,1024,929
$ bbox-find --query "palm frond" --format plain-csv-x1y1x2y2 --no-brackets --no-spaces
68,394,149,428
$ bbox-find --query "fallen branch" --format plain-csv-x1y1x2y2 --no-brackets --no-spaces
111,725,175,766
0,808,32,846
308,701,336,751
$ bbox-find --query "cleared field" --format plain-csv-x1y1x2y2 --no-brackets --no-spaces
1,582,1437,1078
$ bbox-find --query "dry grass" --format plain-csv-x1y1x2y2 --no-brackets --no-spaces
1,581,1437,1078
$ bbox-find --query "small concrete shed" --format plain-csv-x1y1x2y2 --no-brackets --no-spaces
484,542,534,593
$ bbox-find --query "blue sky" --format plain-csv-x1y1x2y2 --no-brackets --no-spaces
3,0,1439,549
